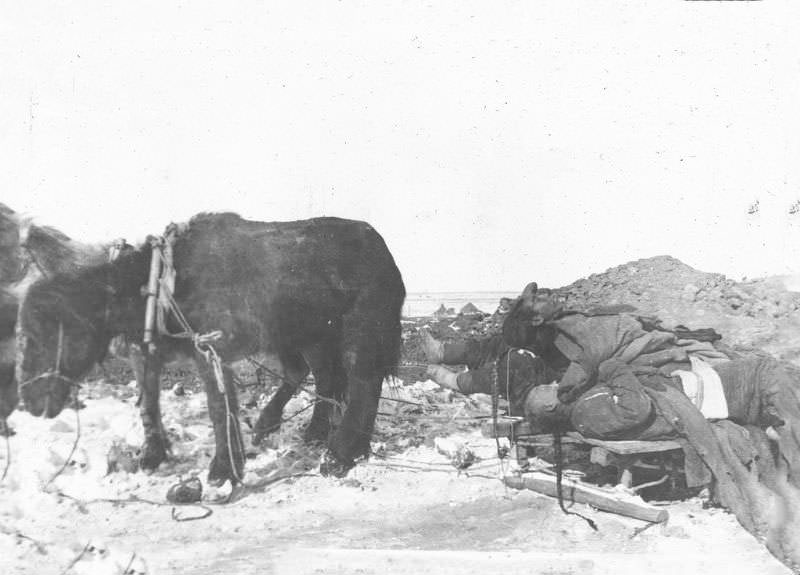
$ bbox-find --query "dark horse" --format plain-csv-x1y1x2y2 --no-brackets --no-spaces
17,213,406,482
0,203,108,431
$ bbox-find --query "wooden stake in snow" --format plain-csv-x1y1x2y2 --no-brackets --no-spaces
504,472,669,524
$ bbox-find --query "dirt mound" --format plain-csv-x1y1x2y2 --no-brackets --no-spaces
560,255,800,320
402,256,800,368
556,256,800,360
458,302,485,318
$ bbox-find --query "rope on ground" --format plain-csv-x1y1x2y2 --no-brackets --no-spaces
373,454,509,472
365,459,499,481
56,490,215,523
43,395,82,489
171,506,213,522
53,469,315,518
58,541,91,575
1,432,10,482
630,520,660,539
0,523,49,556
244,471,318,491
245,355,422,408
553,429,598,531
244,400,318,436
122,552,137,573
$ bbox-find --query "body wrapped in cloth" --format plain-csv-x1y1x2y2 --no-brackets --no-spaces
502,289,800,564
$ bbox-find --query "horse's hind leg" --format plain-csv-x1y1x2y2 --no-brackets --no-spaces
196,357,246,486
0,362,18,436
322,335,385,477
303,343,346,444
321,288,402,477
252,350,309,445
129,345,168,470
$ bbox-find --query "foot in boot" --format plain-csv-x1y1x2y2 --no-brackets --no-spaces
420,330,444,363
425,364,460,391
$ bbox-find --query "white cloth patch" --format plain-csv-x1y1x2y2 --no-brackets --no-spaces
672,356,728,420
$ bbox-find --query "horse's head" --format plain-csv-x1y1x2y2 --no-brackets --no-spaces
0,291,20,419
502,282,566,350
512,282,565,326
0,204,25,285
17,274,115,418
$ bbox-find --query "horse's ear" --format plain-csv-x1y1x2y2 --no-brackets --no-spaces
519,282,538,309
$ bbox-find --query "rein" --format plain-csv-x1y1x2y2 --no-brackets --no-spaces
19,322,79,393
492,341,598,531
17,228,81,394
491,349,514,462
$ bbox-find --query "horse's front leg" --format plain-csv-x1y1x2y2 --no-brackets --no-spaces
129,344,169,470
195,356,245,486
252,350,310,445
252,382,295,445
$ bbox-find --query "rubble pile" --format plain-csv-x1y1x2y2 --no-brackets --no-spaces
554,256,800,357
403,256,800,366
559,256,800,321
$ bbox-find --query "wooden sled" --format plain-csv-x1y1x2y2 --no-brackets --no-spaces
481,417,684,490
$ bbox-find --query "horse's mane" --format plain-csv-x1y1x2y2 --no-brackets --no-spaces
22,241,153,336
22,223,107,276
0,204,109,297
0,204,22,284
18,210,249,321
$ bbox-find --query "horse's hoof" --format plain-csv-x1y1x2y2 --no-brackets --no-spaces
319,449,354,478
0,419,15,437
139,437,167,470
208,454,244,486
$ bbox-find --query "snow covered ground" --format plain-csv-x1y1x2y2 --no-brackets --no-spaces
0,378,792,575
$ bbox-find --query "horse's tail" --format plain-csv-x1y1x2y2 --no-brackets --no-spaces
343,223,406,381
381,293,404,379
368,235,405,380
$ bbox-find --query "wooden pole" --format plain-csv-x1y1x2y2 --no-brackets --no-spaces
143,237,162,353
504,473,669,523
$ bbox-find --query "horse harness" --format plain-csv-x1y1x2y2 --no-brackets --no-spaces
142,227,244,483
142,226,225,393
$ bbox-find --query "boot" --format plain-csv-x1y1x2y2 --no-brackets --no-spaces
426,364,460,391
420,330,444,363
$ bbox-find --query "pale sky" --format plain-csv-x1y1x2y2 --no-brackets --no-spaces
2,2,800,292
